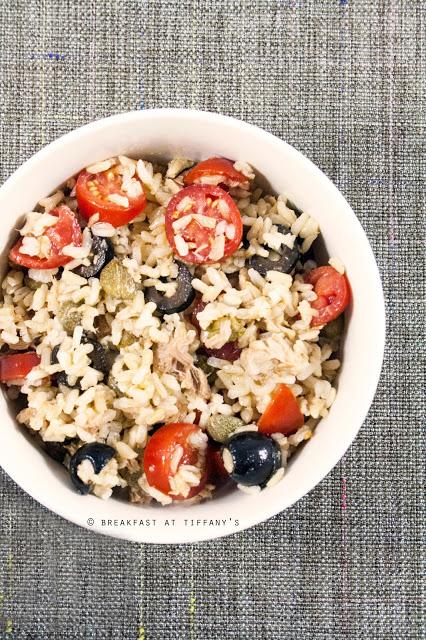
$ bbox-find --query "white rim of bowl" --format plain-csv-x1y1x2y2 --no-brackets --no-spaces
0,109,386,543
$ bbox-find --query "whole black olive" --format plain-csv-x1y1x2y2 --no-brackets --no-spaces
74,236,114,279
248,225,299,276
222,432,281,487
145,262,195,315
69,443,116,494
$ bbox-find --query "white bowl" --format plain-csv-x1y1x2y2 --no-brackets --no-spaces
0,110,385,543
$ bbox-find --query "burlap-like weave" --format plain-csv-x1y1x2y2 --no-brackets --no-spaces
0,2,424,638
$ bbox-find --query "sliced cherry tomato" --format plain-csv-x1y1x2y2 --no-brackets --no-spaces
9,205,82,270
190,299,242,362
204,342,242,362
304,266,351,326
184,157,250,189
143,423,209,500
76,167,146,227
258,383,304,436
0,352,41,382
208,444,229,483
165,184,243,264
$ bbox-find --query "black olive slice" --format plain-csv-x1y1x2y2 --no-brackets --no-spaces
51,339,117,388
145,262,195,315
51,345,80,389
74,236,114,279
81,335,117,376
248,224,300,276
248,244,299,277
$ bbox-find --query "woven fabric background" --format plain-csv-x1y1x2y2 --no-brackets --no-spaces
0,1,424,638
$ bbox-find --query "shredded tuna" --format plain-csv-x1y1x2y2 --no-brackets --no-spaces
155,337,211,400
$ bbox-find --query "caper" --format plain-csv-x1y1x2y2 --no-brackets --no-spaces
24,275,42,290
207,415,244,444
107,372,122,396
58,302,82,335
100,258,136,299
121,467,142,490
321,315,344,340
94,314,111,339
196,354,216,382
118,331,135,348
207,317,244,342
229,317,244,341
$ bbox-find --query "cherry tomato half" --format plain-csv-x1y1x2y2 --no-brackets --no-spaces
76,167,146,227
258,383,304,436
209,444,229,483
304,266,351,326
165,184,243,264
0,352,41,382
184,157,250,189
9,205,82,270
143,423,209,500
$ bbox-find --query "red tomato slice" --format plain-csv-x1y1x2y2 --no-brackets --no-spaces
165,184,243,264
208,444,229,483
184,157,250,189
190,299,242,362
76,167,146,227
304,266,351,326
258,383,304,436
9,205,82,270
143,423,209,500
0,352,41,382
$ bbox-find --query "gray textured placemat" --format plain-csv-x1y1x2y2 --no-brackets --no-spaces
0,1,424,638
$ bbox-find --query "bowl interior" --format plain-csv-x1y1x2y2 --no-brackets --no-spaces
0,110,385,543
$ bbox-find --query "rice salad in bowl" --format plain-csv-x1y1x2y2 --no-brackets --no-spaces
0,154,351,506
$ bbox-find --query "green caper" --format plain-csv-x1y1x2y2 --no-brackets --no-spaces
207,415,244,444
107,372,122,396
196,354,216,380
58,302,82,335
229,317,244,341
94,314,111,339
119,331,135,348
24,275,42,290
207,317,244,342
100,258,136,299
321,315,344,340
120,466,143,492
